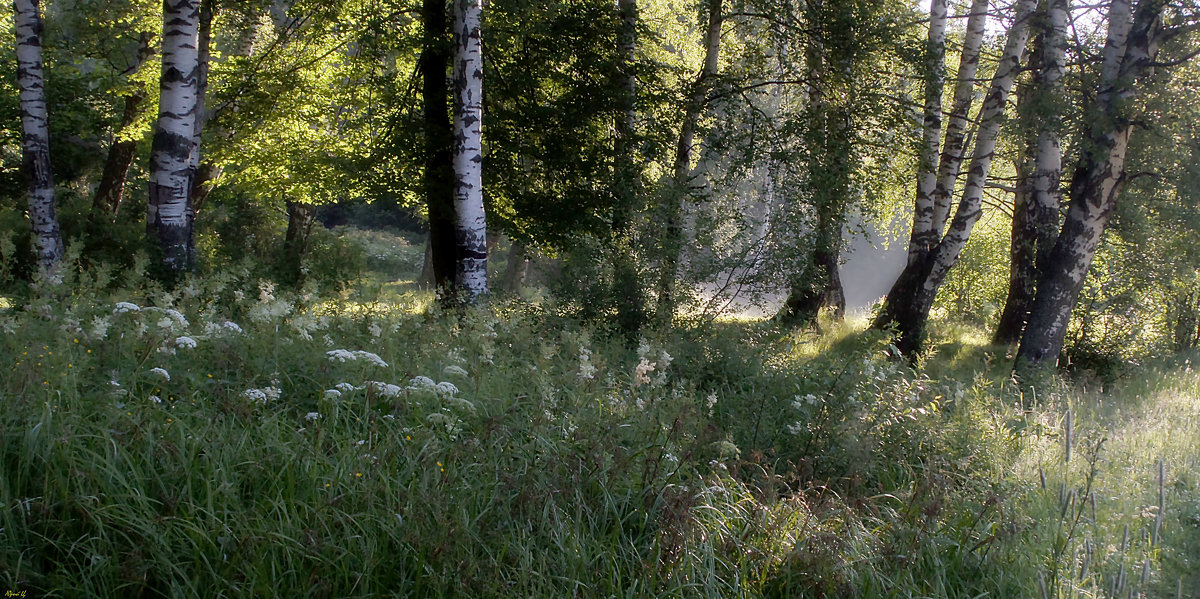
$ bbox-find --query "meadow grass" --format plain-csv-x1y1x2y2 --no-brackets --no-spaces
0,248,1196,597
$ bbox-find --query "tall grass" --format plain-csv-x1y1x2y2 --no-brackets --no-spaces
0,241,1196,597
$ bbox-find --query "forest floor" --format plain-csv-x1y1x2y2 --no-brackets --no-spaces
0,228,1197,598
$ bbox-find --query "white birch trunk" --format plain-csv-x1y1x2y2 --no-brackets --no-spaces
922,0,1038,296
931,0,990,235
14,0,64,271
147,0,202,272
452,0,488,301
1017,0,1167,368
1032,0,1068,227
907,0,948,263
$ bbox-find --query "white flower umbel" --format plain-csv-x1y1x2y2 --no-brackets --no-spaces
150,395,162,404
305,412,321,421
149,367,170,382
323,389,342,401
242,386,280,406
334,382,359,393
326,349,389,368
435,381,459,396
443,365,469,378
366,381,404,398
408,376,436,389
114,302,142,314
174,336,197,349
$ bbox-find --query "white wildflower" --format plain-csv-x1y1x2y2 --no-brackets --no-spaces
634,358,655,386
163,308,189,328
114,302,141,314
443,365,469,378
354,439,366,447
408,376,436,389
223,321,244,334
149,395,162,404
175,336,197,349
149,367,170,381
258,280,275,303
90,316,111,340
323,389,343,401
262,386,282,402
368,321,383,338
305,412,321,421
578,347,596,380
435,381,459,396
366,381,404,398
242,388,269,405
445,396,476,413
335,382,359,393
326,349,388,368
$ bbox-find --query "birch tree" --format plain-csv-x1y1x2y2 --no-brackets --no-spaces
452,0,488,301
874,0,1037,355
656,0,723,321
147,0,203,272
994,0,1069,345
14,0,65,271
1017,0,1176,369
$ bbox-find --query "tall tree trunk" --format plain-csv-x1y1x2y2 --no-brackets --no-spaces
656,0,723,321
92,88,148,217
422,0,458,296
930,0,990,238
1017,0,1167,370
281,200,315,284
147,0,202,273
906,0,948,265
994,0,1068,345
14,0,64,271
451,0,488,302
778,7,852,328
875,0,1037,355
501,238,528,293
92,36,153,218
611,0,645,335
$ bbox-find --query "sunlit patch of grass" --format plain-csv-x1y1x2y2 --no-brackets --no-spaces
0,296,11,310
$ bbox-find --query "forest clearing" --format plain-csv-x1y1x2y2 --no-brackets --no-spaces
3,0,1200,596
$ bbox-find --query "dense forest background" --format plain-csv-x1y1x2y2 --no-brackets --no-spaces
2,0,1200,596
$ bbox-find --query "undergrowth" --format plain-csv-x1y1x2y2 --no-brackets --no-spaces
0,255,1196,597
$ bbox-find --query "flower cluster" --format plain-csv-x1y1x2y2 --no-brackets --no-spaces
327,349,389,368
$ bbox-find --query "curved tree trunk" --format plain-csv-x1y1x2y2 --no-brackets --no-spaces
930,0,990,238
1017,0,1167,370
875,0,1036,355
14,0,64,271
994,0,1068,345
148,0,202,273
656,0,723,321
92,88,148,217
451,0,488,302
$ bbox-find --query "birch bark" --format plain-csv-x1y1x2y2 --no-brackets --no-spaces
147,0,202,272
907,0,948,263
452,0,488,301
14,0,64,271
930,0,990,236
994,0,1068,345
1017,0,1168,369
875,0,1037,355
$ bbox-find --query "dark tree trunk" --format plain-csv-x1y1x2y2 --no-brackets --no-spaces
656,0,722,322
611,0,645,335
422,0,458,298
92,88,148,216
281,200,315,284
501,238,528,293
